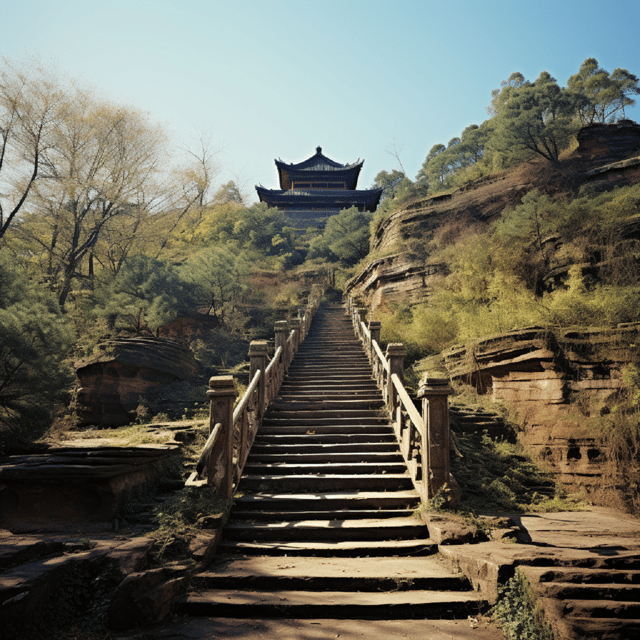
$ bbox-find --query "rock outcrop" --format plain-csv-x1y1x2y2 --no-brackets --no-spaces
347,123,640,313
420,323,640,504
76,337,198,426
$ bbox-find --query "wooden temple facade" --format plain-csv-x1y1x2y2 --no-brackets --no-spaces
256,147,383,228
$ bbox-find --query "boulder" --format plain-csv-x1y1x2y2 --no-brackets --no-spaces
76,337,198,426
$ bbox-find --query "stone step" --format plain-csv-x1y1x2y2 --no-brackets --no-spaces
250,442,400,454
231,508,416,521
554,597,640,618
257,425,393,436
271,400,385,411
223,517,427,542
559,615,640,640
276,390,381,399
262,415,389,426
283,372,374,380
238,473,414,492
180,589,483,619
532,568,640,584
242,461,409,475
247,451,404,464
194,555,467,591
233,490,421,512
278,382,378,391
538,581,640,601
217,538,437,557
252,433,397,445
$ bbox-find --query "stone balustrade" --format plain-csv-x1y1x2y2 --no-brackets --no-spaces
347,297,454,503
190,289,323,493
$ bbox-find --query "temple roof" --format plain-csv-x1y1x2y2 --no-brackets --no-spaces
274,147,364,190
256,185,383,211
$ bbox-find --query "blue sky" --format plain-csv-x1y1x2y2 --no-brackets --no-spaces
2,0,640,203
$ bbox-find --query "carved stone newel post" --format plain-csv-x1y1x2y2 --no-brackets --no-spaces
249,340,268,419
206,375,237,498
417,374,453,501
290,318,302,352
368,321,381,345
385,344,406,413
275,320,289,368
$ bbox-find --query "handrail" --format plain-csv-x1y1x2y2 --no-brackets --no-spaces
372,340,390,373
392,373,424,429
233,369,261,425
190,285,326,494
265,346,282,378
195,422,222,477
346,295,452,502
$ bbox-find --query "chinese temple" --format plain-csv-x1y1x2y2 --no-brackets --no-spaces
255,147,383,228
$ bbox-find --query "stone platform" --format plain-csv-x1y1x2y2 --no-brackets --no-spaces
0,445,179,527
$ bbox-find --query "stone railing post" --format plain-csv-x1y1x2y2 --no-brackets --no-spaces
249,340,268,419
275,320,289,368
386,344,406,413
206,375,237,499
417,374,453,501
290,318,302,352
369,320,381,347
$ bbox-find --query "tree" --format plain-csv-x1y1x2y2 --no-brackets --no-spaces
0,253,73,445
96,255,195,336
416,122,493,191
179,246,248,322
491,72,577,163
372,169,406,201
492,190,558,294
213,180,244,205
487,72,526,116
4,79,169,308
568,57,640,124
314,206,373,266
0,58,67,243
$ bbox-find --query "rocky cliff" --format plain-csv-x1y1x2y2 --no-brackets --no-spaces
346,123,640,312
347,123,640,510
76,338,199,426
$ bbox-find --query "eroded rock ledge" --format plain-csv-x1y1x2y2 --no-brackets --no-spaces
420,323,640,503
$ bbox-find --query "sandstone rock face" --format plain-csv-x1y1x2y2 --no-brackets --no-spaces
576,120,640,159
430,324,640,504
346,123,640,313
76,337,198,426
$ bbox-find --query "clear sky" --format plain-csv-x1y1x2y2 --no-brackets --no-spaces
2,0,640,203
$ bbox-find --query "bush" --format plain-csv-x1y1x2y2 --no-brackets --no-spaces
491,570,554,640
0,255,74,449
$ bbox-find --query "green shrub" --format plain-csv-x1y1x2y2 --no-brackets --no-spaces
491,570,554,640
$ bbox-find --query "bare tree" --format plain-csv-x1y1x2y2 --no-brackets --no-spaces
0,58,67,242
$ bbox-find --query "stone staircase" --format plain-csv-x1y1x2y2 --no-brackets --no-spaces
180,305,487,619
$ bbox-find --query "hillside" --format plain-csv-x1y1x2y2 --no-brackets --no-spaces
346,122,640,514
347,122,640,312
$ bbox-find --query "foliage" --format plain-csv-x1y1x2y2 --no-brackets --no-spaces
149,486,231,562
372,169,406,200
450,429,578,514
95,254,195,335
308,206,373,266
491,570,554,640
490,71,578,164
568,57,640,124
572,363,640,514
190,201,301,267
0,254,73,448
179,245,249,322
416,121,494,193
